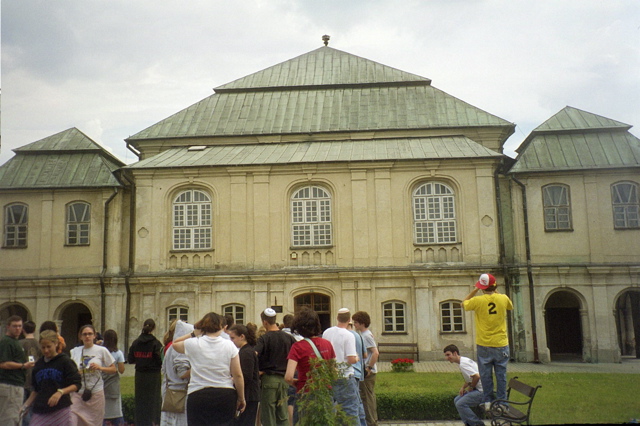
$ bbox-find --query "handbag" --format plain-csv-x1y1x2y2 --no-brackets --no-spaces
162,385,187,413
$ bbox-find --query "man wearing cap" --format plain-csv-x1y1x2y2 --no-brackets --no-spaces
463,273,513,407
255,308,296,426
322,308,362,424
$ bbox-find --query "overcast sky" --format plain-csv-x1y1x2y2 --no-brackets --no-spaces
2,0,639,165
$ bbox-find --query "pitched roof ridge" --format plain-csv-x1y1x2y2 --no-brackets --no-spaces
214,46,431,92
533,105,631,133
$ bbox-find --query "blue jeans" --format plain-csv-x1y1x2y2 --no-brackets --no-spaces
477,345,509,403
333,376,362,423
454,390,484,426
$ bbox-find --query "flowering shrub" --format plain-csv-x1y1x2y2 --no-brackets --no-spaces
391,358,414,372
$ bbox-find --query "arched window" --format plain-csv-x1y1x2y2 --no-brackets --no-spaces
173,189,212,250
413,182,457,244
382,301,406,333
4,203,28,248
167,306,189,324
612,182,639,229
440,300,465,333
291,186,332,247
542,184,572,231
66,202,91,245
223,304,245,325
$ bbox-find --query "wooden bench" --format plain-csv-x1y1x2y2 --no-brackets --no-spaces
487,376,541,426
377,342,419,362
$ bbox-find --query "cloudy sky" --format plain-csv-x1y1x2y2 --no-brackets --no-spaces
2,0,639,165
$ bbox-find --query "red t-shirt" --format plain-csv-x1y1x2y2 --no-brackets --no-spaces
287,337,335,392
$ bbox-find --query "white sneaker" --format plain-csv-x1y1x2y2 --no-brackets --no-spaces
483,402,491,411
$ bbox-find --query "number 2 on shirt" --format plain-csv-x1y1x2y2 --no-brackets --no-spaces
488,302,497,315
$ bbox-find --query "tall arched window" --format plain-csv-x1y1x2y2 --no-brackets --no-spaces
173,189,212,250
612,182,639,229
291,186,332,247
4,203,28,248
542,184,572,231
413,182,457,244
66,202,91,245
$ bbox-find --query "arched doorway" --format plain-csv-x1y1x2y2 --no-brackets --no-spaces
60,302,93,350
294,293,331,331
615,290,640,358
544,291,583,361
0,303,30,336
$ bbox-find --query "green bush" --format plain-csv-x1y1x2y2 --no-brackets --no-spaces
122,394,135,424
376,391,459,420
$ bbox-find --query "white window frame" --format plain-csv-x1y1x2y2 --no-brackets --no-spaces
172,189,212,250
542,184,572,231
168,306,189,324
4,203,28,248
612,182,639,229
66,202,91,245
382,301,406,333
223,304,245,325
440,300,465,333
291,186,332,247
413,182,457,244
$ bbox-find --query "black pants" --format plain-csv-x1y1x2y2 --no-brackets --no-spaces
187,387,236,426
235,400,259,426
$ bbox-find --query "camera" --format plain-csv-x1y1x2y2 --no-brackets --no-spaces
28,356,35,363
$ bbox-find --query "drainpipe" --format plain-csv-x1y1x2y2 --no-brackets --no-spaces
494,162,514,356
120,171,136,348
511,175,540,363
126,142,141,161
101,188,119,331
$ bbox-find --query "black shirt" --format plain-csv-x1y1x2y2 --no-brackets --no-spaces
239,344,260,402
31,353,81,414
255,330,296,375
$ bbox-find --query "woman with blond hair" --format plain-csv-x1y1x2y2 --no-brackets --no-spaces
20,330,82,425
70,324,116,425
172,312,245,426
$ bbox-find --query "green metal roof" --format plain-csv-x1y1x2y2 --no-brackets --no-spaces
128,86,512,142
127,47,513,143
127,136,501,169
510,107,640,173
215,46,430,91
0,128,124,189
532,106,630,133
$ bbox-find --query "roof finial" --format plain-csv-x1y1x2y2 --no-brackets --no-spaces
322,35,330,46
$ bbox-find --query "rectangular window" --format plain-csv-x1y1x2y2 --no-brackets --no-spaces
441,301,464,333
383,302,406,333
543,185,572,231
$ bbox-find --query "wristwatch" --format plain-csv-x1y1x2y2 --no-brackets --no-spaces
57,389,65,395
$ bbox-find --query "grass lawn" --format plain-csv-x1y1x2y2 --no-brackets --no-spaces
121,372,640,424
376,371,640,424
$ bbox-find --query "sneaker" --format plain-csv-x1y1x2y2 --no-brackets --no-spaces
483,402,491,411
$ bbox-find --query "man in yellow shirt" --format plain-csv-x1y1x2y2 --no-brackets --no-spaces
463,273,513,407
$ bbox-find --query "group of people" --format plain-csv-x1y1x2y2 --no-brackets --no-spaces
0,315,165,426
445,273,514,426
166,306,379,426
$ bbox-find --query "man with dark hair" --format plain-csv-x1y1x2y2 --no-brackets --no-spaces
352,311,379,426
19,321,41,426
255,308,296,426
0,316,35,426
444,344,484,426
463,273,513,407
220,314,234,340
322,308,361,424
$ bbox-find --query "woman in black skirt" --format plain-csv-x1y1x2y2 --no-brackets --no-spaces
128,318,163,425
